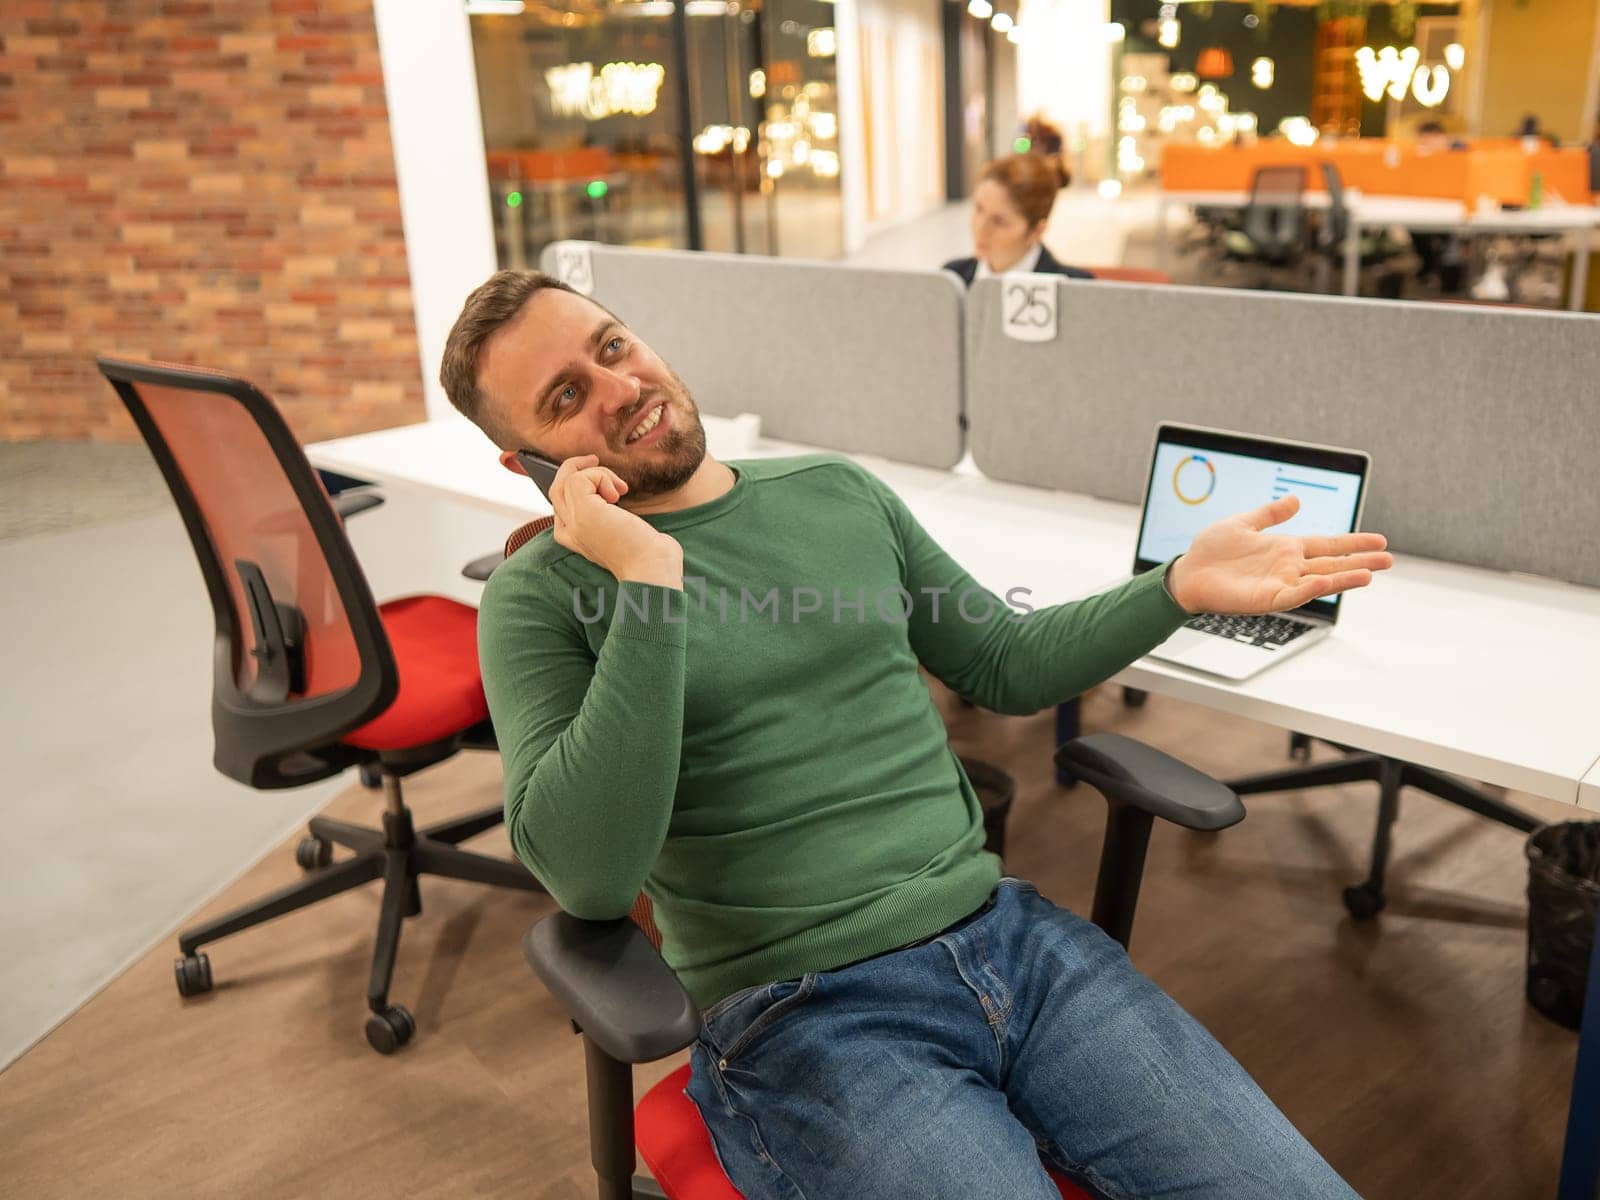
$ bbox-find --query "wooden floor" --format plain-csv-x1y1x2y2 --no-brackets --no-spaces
0,684,1581,1199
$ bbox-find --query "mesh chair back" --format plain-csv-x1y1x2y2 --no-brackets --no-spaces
98,358,397,788
504,516,555,558
1319,161,1350,247
1242,164,1308,258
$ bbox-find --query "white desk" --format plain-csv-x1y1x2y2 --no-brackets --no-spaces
1155,189,1600,311
309,416,1600,812
1582,758,1600,813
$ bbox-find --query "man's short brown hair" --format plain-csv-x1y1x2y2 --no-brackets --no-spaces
439,269,584,447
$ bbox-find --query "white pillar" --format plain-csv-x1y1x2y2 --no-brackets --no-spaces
835,0,868,255
371,0,499,422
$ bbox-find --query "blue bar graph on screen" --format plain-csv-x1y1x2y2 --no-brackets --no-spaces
1275,473,1340,493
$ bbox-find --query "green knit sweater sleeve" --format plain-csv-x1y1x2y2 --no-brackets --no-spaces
866,470,1190,715
477,548,688,918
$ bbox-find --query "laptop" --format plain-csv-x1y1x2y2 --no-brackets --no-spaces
1133,423,1371,681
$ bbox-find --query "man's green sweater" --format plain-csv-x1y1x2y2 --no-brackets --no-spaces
478,455,1188,1009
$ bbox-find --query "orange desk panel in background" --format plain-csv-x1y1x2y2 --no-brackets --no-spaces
1468,143,1592,204
485,146,614,183
1162,141,1594,205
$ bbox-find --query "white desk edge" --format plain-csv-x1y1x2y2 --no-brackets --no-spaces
308,417,1600,810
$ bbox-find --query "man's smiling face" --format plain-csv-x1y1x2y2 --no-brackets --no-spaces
478,287,707,501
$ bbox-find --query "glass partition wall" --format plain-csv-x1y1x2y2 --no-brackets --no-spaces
468,0,843,265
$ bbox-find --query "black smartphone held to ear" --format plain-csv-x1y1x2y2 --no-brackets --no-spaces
515,450,561,502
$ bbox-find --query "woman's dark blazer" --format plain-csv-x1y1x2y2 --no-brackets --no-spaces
940,244,1095,287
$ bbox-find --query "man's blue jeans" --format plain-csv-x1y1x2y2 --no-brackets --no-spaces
686,878,1358,1199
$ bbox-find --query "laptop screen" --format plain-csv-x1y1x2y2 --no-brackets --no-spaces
1134,425,1370,620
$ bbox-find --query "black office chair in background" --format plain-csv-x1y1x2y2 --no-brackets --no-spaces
1222,165,1309,287
1314,162,1409,295
1231,734,1538,918
98,357,542,1053
524,733,1246,1200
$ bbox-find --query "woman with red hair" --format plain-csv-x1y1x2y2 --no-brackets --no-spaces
942,153,1091,286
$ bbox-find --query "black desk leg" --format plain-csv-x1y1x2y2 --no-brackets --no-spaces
1055,700,1080,787
1557,918,1600,1199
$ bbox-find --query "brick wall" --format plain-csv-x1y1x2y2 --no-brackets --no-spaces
0,0,429,443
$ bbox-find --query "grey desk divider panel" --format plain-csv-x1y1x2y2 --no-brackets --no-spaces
538,242,965,469
967,277,1600,588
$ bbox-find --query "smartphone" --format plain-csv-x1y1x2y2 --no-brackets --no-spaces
515,450,560,501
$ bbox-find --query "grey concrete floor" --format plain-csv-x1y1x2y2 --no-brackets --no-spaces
0,441,174,543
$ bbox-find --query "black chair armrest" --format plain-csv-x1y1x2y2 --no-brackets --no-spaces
1055,732,1244,832
1057,733,1245,949
461,551,505,581
523,912,701,1064
332,489,384,519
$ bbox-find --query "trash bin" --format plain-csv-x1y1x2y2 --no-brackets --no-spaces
1525,821,1600,1031
960,758,1016,861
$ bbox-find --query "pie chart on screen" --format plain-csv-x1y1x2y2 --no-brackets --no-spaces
1172,454,1216,505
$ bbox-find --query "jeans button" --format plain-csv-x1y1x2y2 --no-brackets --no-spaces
718,1057,728,1070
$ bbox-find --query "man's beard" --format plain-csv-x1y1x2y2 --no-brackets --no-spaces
607,370,707,501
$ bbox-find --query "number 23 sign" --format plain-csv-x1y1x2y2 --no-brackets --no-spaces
1000,274,1057,343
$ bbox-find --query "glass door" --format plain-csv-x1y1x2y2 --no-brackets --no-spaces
683,1,770,255
468,0,844,263
757,0,845,259
469,0,691,268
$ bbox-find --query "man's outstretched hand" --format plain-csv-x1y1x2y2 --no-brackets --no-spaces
1167,494,1393,615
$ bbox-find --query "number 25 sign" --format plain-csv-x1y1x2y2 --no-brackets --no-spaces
1001,274,1057,343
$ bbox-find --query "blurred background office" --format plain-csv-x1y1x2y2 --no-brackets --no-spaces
5,0,1599,445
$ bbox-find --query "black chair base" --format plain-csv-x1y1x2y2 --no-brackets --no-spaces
173,774,542,1053
1228,740,1539,918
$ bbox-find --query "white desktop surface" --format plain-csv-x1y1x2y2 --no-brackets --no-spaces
1582,758,1600,812
307,418,1600,810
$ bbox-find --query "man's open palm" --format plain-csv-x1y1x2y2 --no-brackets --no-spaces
1169,494,1394,615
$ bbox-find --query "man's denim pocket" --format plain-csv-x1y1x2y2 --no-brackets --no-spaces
701,973,819,1068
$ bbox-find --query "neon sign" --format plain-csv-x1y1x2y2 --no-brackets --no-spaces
546,61,665,119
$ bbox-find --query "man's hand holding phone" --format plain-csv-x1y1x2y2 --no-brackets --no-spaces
546,455,683,591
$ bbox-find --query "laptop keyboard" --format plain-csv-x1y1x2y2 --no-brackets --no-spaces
1184,612,1315,649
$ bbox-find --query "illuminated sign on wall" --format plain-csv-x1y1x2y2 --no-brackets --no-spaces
546,61,665,119
1410,65,1449,106
1355,45,1452,108
1356,45,1420,101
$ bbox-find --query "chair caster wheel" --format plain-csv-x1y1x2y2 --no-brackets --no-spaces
365,1004,415,1054
1342,883,1386,920
175,952,213,997
1121,687,1148,709
295,836,333,870
359,763,383,789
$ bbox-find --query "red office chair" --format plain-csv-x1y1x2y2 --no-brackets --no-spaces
502,521,1248,1199
97,357,542,1054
